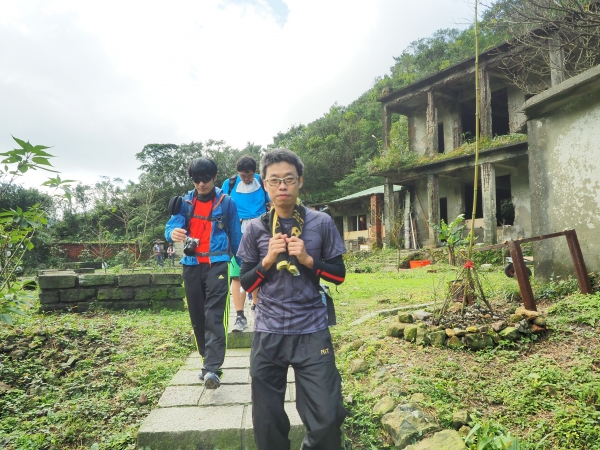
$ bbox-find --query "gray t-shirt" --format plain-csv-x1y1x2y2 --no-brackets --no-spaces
237,208,346,334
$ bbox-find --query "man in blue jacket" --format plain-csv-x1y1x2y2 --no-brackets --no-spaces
165,157,242,389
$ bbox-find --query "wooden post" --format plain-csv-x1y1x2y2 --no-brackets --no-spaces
427,174,440,247
481,163,497,244
382,105,392,154
426,90,438,157
371,194,383,248
451,101,463,150
478,67,492,139
508,241,537,311
383,182,396,248
549,32,565,86
564,230,592,294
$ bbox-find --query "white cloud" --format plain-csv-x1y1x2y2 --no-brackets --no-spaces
1,0,476,189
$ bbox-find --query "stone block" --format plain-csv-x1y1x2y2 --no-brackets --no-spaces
97,288,135,301
137,405,244,450
74,268,95,274
135,286,168,301
167,286,186,299
386,322,408,338
446,336,464,349
78,274,116,287
38,274,77,289
243,402,305,450
39,290,59,304
227,330,253,349
151,300,185,311
404,324,418,342
151,273,183,285
404,429,467,449
38,303,69,313
499,326,519,341
117,273,151,287
158,386,203,407
112,301,150,311
59,288,96,303
398,312,414,323
430,330,447,348
199,384,251,406
464,334,486,350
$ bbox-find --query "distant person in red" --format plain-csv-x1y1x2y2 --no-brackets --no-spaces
358,216,367,231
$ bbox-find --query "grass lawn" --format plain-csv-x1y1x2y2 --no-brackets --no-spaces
1,256,600,449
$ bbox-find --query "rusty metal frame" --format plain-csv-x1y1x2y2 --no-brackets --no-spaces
473,229,592,311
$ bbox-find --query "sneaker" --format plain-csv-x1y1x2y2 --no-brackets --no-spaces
203,371,220,389
246,292,253,303
232,316,248,332
198,371,204,381
251,304,256,312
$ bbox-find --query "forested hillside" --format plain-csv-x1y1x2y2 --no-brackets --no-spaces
1,5,511,269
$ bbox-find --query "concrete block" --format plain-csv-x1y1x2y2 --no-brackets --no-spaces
38,303,69,313
135,286,168,301
74,268,95,274
78,274,116,287
112,301,150,311
199,384,251,406
137,405,244,450
152,273,183,285
151,300,186,312
117,273,151,287
97,288,135,301
167,286,186,299
184,355,250,371
38,274,77,289
59,288,96,303
39,290,59,304
158,386,203,407
227,330,253,349
244,402,305,450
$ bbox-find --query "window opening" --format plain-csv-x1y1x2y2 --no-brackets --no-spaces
437,123,445,153
439,197,448,225
491,88,510,137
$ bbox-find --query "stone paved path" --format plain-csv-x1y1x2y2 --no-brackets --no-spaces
137,298,305,450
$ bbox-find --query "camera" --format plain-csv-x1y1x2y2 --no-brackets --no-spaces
183,237,200,256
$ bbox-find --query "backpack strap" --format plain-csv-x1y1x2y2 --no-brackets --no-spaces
227,175,237,194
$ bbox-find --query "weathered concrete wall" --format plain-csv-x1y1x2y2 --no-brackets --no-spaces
437,104,454,153
410,111,428,157
526,67,600,278
438,176,464,222
501,158,531,241
507,86,527,133
37,271,185,313
413,178,430,246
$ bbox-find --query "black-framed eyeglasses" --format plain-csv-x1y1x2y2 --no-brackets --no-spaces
191,174,214,184
265,176,299,186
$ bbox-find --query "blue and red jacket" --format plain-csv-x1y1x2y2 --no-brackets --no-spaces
164,187,242,266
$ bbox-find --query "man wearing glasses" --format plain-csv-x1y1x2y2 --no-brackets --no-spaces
238,148,347,450
222,155,270,332
165,158,242,390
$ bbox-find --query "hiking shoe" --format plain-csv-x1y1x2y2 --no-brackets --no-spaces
232,316,248,332
203,371,220,389
251,304,256,312
198,371,204,381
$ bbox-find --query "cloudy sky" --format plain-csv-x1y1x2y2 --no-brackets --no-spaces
1,0,476,188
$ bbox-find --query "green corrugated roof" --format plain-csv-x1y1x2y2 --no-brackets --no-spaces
328,185,403,203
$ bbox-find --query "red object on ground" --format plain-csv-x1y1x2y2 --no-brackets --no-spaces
409,260,431,269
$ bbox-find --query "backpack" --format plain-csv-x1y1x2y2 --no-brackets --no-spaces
227,174,269,213
168,193,232,234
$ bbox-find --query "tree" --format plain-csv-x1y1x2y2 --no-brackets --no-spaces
0,137,73,325
486,0,600,93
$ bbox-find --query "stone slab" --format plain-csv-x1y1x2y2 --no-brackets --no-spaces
38,290,59,304
112,301,150,311
158,386,203,407
152,273,183,285
117,273,151,287
169,369,250,386
243,402,305,450
60,288,96,303
135,286,169,301
78,274,116,287
38,274,77,289
227,330,253,349
137,405,244,450
184,356,250,370
97,288,135,301
199,384,251,406
167,286,185,299
38,303,69,312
